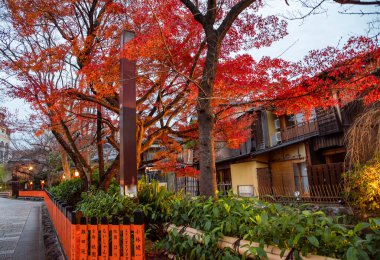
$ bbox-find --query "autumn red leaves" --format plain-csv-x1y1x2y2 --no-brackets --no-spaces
0,0,378,195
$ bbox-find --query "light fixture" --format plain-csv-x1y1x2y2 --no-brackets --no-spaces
74,170,79,177
62,175,66,179
28,166,33,171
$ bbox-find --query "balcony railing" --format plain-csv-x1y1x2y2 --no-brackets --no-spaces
281,119,318,142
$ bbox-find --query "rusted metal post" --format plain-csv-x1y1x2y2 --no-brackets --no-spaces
120,30,137,196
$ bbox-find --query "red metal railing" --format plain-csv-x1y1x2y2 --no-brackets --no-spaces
19,190,145,259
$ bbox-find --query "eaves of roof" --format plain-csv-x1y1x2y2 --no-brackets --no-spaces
216,132,319,165
251,132,319,156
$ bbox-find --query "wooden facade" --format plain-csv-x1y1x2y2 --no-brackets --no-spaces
280,119,318,142
313,133,344,151
252,111,265,151
316,108,342,136
257,167,271,195
214,103,358,202
307,162,343,186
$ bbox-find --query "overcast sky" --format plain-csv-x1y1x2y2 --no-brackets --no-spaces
255,0,377,61
2,1,378,119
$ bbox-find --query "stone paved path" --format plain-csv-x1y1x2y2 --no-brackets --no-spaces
0,198,44,260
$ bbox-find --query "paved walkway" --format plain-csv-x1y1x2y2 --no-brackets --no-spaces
0,198,44,260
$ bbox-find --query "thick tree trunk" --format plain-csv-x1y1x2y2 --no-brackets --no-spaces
198,30,219,198
51,129,89,190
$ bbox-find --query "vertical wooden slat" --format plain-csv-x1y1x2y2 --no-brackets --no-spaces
322,185,327,200
53,200,56,231
79,217,88,260
57,201,61,238
319,166,325,186
65,206,73,258
65,207,69,256
69,211,78,260
329,164,338,185
122,216,131,260
89,217,99,260
100,217,109,260
325,185,331,198
133,210,145,260
61,203,67,255
110,217,120,260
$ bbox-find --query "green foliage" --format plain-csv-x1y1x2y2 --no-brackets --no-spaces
49,178,83,206
345,155,380,213
137,179,182,225
0,165,6,182
76,181,137,218
48,177,380,259
137,179,184,241
155,194,380,259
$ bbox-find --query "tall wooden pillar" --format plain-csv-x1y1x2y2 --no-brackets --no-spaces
120,30,137,196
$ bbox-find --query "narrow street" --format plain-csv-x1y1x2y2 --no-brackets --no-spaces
0,198,44,260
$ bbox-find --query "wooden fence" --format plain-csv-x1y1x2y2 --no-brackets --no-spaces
258,184,343,204
307,163,343,186
18,190,145,260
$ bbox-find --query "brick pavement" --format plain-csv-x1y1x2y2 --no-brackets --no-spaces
0,198,44,260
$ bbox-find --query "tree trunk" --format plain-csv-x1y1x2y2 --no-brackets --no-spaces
59,147,71,180
51,129,89,190
198,30,219,198
97,105,105,181
99,154,120,190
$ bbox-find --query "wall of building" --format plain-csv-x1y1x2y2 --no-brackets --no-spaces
271,142,306,162
0,125,10,164
270,142,306,191
230,156,268,196
266,111,277,147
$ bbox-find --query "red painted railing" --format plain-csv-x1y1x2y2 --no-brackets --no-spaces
19,191,145,259
19,190,46,198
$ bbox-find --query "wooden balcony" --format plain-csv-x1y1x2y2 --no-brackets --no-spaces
316,108,341,135
280,119,319,142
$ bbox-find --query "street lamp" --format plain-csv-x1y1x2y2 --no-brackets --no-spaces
120,30,137,197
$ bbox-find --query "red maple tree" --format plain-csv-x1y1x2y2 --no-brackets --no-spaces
0,0,378,196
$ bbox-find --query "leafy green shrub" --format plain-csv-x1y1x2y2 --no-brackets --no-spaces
49,178,83,206
77,181,137,218
157,194,380,259
137,179,182,225
345,155,380,213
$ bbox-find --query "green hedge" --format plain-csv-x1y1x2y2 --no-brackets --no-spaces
77,182,137,219
49,179,380,259
49,179,83,206
158,195,380,260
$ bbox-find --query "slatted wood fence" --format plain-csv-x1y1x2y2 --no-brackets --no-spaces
307,163,343,186
258,184,343,204
19,190,145,259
